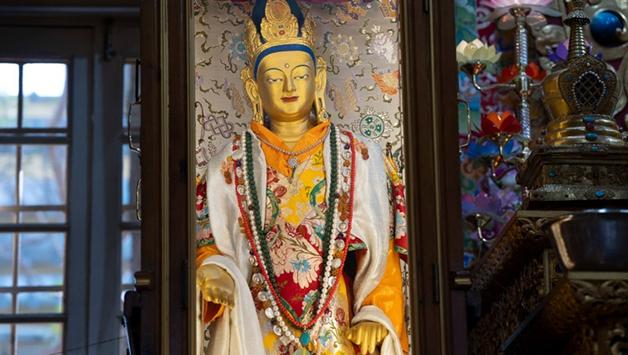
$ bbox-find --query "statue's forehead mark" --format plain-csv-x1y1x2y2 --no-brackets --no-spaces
284,63,290,68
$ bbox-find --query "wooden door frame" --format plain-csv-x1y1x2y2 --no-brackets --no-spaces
139,0,194,354
139,0,464,354
401,0,466,354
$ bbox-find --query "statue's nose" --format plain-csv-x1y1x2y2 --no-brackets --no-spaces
284,76,296,92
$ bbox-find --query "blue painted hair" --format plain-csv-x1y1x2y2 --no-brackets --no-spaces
254,44,316,79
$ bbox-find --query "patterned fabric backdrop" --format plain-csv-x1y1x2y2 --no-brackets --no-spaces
194,0,405,178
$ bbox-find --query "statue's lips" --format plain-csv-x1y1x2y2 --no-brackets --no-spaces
281,96,299,103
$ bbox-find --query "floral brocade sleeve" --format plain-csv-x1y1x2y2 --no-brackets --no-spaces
384,150,409,261
196,173,216,250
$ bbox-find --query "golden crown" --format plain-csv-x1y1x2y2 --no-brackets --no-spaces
244,0,316,71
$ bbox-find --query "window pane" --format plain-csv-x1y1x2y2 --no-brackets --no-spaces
0,234,13,287
0,293,11,314
0,324,10,355
18,233,65,287
20,145,67,206
122,145,140,222
0,212,16,224
122,208,137,223
23,63,68,128
0,145,17,207
0,63,18,128
15,323,62,355
17,292,63,314
122,62,139,127
121,230,141,285
19,211,66,224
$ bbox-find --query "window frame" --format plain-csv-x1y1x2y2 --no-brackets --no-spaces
0,18,140,354
0,53,82,354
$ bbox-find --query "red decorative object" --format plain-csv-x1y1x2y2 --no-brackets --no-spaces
481,111,521,136
525,62,546,81
497,62,546,83
497,64,519,83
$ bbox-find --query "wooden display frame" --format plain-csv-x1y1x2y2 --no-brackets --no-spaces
138,0,465,353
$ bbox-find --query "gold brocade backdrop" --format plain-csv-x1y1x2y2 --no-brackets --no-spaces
193,0,404,175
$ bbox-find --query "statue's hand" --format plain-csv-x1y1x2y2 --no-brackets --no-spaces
196,264,235,307
346,321,388,355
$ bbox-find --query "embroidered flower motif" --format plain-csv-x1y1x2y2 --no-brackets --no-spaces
325,33,360,67
335,306,347,327
290,252,321,288
273,185,287,199
192,0,205,17
195,226,213,247
379,0,398,19
329,79,359,119
338,192,351,221
195,174,207,216
335,0,368,22
267,168,280,185
370,25,398,64
228,32,248,62
221,157,233,184
372,70,400,96
353,139,370,160
318,331,331,347
292,259,311,272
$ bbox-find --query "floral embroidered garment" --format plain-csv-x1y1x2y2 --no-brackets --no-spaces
196,122,408,354
260,143,361,353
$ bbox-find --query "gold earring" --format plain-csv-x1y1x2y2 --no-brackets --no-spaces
252,101,264,123
315,96,330,123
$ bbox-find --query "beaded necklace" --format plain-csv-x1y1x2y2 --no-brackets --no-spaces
234,125,354,349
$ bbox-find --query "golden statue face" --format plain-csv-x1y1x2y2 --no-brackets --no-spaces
255,51,318,122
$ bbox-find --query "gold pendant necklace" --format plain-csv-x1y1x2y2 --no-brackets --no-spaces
255,130,329,169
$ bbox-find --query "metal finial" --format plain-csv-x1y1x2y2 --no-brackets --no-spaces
564,0,590,60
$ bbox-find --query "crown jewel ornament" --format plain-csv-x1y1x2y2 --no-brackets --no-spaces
244,0,316,78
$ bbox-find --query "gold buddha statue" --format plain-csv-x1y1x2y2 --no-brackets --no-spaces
195,1,408,354
542,0,625,146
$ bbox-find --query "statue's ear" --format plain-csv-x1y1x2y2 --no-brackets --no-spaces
241,67,263,122
315,56,327,98
241,67,259,104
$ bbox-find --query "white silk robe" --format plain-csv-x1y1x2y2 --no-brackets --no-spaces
197,128,403,355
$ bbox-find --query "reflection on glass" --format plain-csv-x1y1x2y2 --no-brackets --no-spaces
0,212,16,224
0,145,17,208
121,231,141,285
0,63,19,128
19,211,66,224
122,209,137,223
0,293,11,314
21,145,67,206
122,145,140,222
122,62,139,127
17,233,65,287
23,63,68,128
17,292,63,314
0,324,10,355
0,234,13,287
15,323,62,355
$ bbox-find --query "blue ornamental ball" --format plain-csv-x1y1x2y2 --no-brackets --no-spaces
590,10,625,47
